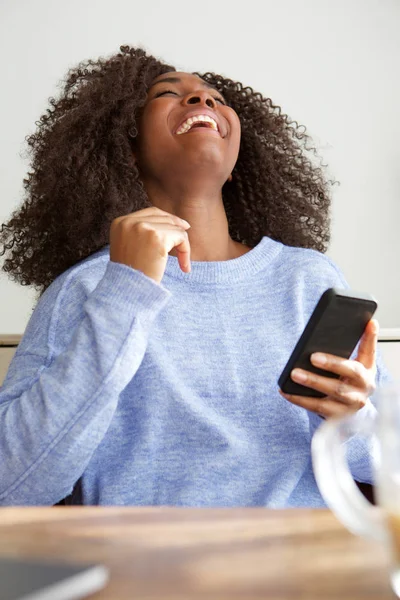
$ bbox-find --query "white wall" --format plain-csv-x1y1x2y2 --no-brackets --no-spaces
0,0,399,332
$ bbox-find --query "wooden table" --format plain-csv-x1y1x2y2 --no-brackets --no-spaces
0,507,394,599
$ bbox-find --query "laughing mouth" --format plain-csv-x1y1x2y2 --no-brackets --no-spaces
176,114,219,135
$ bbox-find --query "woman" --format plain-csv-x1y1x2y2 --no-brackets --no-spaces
0,45,391,506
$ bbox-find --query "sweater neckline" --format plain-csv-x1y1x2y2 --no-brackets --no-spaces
164,236,282,284
101,236,282,285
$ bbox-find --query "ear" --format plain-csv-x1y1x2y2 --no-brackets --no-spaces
227,173,233,182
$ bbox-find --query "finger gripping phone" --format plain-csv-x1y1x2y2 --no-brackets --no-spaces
278,288,378,398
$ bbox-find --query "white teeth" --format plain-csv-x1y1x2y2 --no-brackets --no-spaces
176,114,218,135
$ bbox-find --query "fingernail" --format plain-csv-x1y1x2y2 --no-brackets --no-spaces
311,352,327,366
291,369,307,382
181,220,191,228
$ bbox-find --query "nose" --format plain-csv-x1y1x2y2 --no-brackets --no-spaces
183,90,217,109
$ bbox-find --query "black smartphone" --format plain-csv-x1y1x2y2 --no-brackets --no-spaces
278,288,378,398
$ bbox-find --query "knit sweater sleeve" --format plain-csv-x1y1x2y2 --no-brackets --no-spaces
0,259,171,505
301,252,394,484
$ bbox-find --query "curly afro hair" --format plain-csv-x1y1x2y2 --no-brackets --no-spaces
0,44,337,297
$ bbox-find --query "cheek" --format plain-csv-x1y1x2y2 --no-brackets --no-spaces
233,115,241,141
232,125,241,149
137,109,168,159
229,118,241,159
226,111,241,144
139,107,157,140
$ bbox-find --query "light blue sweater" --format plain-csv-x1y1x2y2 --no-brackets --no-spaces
0,236,392,506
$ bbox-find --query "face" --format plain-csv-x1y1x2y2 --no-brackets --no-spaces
134,72,241,188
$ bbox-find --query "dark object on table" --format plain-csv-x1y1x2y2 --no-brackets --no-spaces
0,557,109,600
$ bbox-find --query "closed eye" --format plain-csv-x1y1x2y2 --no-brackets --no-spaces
155,89,226,105
155,90,178,98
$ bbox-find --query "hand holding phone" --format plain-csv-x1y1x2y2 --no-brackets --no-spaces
278,288,378,398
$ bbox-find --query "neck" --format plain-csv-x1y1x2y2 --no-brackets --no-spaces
142,180,249,262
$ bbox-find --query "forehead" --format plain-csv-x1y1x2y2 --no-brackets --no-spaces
150,71,215,90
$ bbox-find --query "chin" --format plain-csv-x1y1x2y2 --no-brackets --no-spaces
180,151,229,175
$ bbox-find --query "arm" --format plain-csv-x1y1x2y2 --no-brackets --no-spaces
279,249,394,484
0,260,171,505
307,345,393,483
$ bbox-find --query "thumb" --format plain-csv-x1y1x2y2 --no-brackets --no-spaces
355,318,379,371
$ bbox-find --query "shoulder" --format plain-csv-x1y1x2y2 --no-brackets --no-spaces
40,245,109,313
269,241,351,318
18,246,110,357
279,243,347,285
275,243,349,296
53,246,110,302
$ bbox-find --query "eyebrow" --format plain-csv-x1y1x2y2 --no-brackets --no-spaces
151,76,226,100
